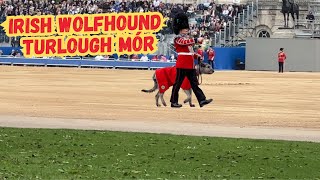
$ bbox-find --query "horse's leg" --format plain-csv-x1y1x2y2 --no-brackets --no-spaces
284,13,286,27
291,12,295,28
160,93,167,107
296,7,299,27
155,91,160,107
287,13,290,27
283,13,286,27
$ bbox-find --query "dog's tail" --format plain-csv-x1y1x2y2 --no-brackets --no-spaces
141,74,158,93
141,87,156,93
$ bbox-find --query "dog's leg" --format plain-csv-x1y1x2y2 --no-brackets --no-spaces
155,91,161,107
183,89,195,107
160,93,167,107
183,89,189,104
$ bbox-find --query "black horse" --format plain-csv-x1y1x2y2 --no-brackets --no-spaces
282,0,299,28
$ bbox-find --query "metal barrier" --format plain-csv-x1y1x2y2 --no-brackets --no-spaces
0,56,175,69
212,1,256,47
294,20,320,38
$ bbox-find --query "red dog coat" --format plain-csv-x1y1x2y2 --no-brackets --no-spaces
155,66,191,93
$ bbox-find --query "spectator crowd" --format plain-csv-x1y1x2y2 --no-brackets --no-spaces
0,0,244,61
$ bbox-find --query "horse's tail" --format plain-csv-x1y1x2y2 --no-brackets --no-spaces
141,74,158,93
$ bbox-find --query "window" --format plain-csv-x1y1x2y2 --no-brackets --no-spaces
258,30,270,38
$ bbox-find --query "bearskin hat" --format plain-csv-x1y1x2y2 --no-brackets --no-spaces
172,12,190,35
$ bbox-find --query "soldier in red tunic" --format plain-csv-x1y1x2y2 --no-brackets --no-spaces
278,48,287,73
170,13,213,108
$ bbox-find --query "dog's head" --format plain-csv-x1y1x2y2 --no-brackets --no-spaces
197,62,214,74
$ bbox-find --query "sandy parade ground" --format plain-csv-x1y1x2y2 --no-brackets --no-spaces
0,66,319,142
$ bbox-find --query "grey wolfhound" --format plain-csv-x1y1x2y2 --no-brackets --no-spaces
142,62,214,107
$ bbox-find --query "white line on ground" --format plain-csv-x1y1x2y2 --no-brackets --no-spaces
0,115,319,143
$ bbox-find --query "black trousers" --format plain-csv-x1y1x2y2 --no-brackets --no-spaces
279,62,284,73
170,68,206,104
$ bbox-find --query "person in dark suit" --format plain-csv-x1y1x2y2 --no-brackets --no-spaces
306,11,315,30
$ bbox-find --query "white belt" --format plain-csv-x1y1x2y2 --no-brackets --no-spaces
178,52,194,56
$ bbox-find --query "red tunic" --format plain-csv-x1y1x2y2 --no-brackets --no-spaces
197,49,204,59
174,35,198,69
278,52,286,62
155,66,191,93
208,49,215,61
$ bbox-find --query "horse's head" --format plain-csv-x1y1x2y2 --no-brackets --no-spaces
196,62,214,75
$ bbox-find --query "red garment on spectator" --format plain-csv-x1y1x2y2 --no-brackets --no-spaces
197,49,204,58
131,54,139,60
152,55,159,61
208,49,215,61
155,66,191,93
278,52,286,62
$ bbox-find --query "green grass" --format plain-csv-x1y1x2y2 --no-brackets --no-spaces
0,128,320,179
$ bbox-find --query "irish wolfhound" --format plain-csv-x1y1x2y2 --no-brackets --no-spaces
142,62,214,107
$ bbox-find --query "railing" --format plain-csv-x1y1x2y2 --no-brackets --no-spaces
0,56,175,70
212,1,257,47
308,3,320,17
294,20,320,38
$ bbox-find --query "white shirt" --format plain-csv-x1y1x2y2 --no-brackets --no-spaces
140,56,149,61
95,55,104,60
170,55,175,61
153,0,160,7
222,9,229,15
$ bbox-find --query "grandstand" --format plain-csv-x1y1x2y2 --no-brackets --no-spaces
0,0,254,56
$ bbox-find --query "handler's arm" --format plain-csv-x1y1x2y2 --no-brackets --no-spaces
194,53,201,59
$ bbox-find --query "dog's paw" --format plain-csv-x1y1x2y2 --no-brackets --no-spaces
190,104,195,107
163,103,167,107
183,99,188,104
156,104,161,107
